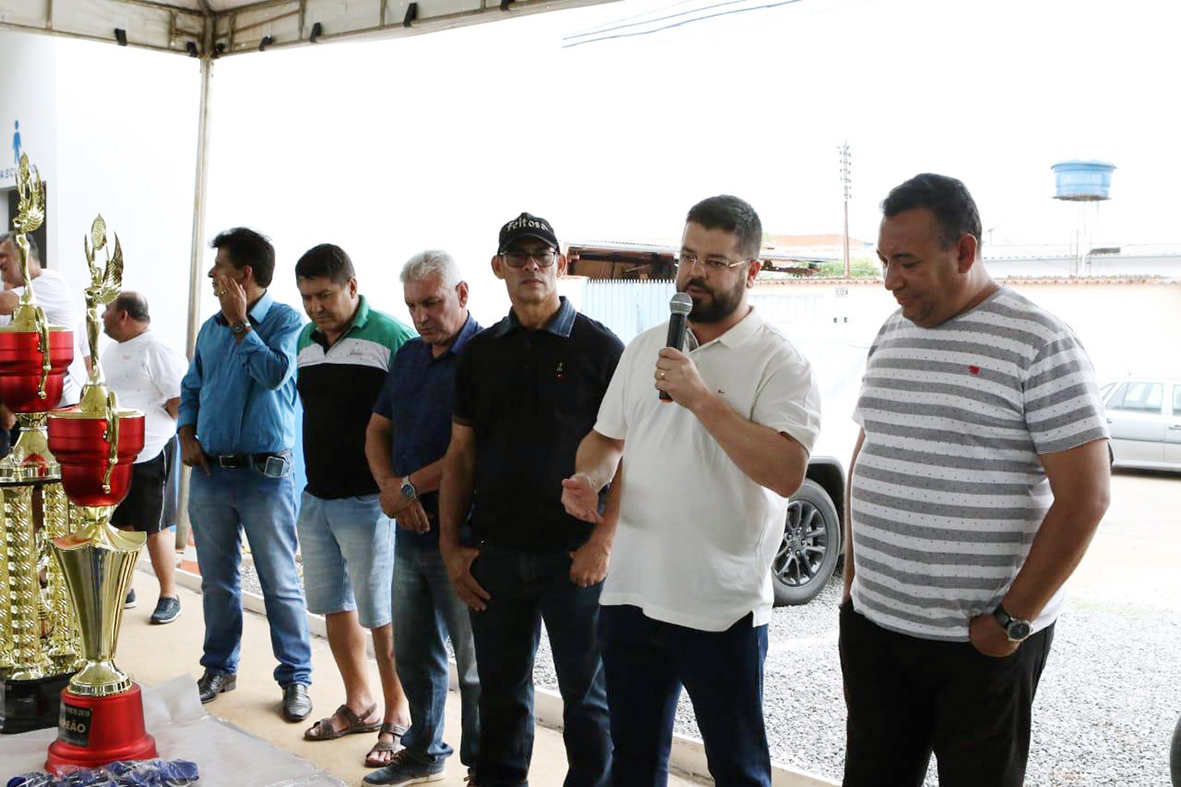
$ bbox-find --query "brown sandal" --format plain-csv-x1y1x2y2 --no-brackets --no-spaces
364,721,409,767
303,703,380,741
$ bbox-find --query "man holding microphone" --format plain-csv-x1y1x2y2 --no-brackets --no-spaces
563,195,821,787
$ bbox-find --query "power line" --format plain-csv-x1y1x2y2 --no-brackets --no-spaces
563,0,806,48
564,0,758,40
565,0,706,40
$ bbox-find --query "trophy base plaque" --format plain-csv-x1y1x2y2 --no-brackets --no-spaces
45,682,157,773
0,671,75,734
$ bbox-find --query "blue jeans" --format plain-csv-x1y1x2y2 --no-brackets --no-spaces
468,544,611,787
189,465,313,687
598,604,771,787
393,533,480,767
297,492,393,628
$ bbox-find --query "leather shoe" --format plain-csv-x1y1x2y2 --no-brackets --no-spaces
281,683,313,722
197,670,236,704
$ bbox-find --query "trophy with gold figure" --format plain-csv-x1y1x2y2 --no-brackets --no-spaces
0,154,78,733
44,215,156,771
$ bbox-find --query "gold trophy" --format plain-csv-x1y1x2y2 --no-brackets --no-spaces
44,217,156,771
0,155,78,733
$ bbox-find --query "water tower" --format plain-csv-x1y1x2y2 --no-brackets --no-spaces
1051,160,1115,276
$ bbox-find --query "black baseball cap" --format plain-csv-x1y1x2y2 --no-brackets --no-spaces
498,212,559,254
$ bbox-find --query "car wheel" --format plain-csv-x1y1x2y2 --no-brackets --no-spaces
1171,710,1181,785
772,479,841,606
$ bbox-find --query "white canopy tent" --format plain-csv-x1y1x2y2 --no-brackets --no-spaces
1,0,619,352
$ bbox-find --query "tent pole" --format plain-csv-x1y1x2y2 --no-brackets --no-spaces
187,56,213,358
178,43,214,554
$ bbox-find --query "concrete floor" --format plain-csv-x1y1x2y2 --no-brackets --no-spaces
118,570,705,786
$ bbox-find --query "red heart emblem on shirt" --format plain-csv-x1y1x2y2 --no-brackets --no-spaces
968,365,980,375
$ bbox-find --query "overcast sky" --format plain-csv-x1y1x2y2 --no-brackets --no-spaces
49,0,1181,322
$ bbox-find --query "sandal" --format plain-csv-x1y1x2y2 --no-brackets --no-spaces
303,703,380,741
364,721,409,767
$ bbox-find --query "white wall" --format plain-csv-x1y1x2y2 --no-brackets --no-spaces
1,29,58,254
1,30,197,358
52,38,199,354
759,277,1181,385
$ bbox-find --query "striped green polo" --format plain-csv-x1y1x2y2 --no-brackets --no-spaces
297,295,416,499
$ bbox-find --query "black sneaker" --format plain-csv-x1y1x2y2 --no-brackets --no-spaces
150,596,181,625
124,589,136,609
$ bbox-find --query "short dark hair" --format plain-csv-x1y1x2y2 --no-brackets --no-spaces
295,244,355,284
685,195,763,260
881,173,982,249
0,232,40,264
113,291,150,323
211,227,275,287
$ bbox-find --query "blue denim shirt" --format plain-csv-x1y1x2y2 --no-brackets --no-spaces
178,291,302,456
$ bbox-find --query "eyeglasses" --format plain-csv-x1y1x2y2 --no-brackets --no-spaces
674,253,755,273
502,249,558,268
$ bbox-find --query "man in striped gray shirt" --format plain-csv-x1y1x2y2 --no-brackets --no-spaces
840,173,1111,787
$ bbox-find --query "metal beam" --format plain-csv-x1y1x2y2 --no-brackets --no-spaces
0,21,185,54
214,0,615,54
177,15,216,551
97,0,205,16
186,47,212,360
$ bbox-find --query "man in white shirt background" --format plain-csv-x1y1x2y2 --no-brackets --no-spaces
0,232,88,406
563,195,822,787
102,291,189,623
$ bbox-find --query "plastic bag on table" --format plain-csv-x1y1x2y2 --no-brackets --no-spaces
6,758,199,787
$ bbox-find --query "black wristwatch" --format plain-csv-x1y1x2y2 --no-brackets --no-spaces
399,480,417,502
993,604,1032,642
230,319,251,336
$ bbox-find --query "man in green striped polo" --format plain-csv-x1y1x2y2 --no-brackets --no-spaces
293,244,417,768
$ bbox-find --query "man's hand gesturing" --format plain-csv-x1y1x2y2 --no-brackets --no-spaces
561,473,602,524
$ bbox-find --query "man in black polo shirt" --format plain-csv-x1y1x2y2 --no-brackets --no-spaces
440,213,623,787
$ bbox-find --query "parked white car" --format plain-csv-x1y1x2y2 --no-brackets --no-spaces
1100,377,1181,472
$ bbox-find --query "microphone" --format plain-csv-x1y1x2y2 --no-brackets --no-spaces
660,292,693,401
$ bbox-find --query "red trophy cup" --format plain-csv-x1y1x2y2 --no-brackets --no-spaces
0,154,79,733
43,215,157,772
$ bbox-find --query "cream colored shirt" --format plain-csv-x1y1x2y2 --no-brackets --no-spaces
102,330,188,463
594,307,822,631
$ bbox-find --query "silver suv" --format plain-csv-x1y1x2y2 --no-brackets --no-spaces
1100,377,1181,472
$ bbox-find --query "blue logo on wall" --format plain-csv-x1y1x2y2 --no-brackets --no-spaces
2,119,22,181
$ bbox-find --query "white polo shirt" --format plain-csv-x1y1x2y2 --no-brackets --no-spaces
594,307,821,632
0,269,88,406
101,330,188,463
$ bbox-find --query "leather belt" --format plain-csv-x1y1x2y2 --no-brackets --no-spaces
214,454,281,469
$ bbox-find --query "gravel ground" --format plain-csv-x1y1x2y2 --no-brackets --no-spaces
239,539,1181,785
529,573,1181,786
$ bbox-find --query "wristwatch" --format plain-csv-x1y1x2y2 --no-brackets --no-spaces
230,319,251,336
993,604,1032,642
399,480,417,502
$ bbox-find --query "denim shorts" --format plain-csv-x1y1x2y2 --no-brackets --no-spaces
296,491,394,628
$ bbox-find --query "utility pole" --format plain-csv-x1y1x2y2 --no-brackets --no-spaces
839,141,852,278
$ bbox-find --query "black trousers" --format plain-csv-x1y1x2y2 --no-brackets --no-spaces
839,599,1054,787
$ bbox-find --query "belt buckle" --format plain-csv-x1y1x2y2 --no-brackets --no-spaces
217,455,238,468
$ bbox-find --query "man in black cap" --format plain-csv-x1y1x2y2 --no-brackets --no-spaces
439,213,623,787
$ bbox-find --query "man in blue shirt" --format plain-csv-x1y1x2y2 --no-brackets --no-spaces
178,227,314,722
363,250,481,785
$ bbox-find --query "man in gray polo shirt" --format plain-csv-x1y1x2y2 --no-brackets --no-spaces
840,173,1111,787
